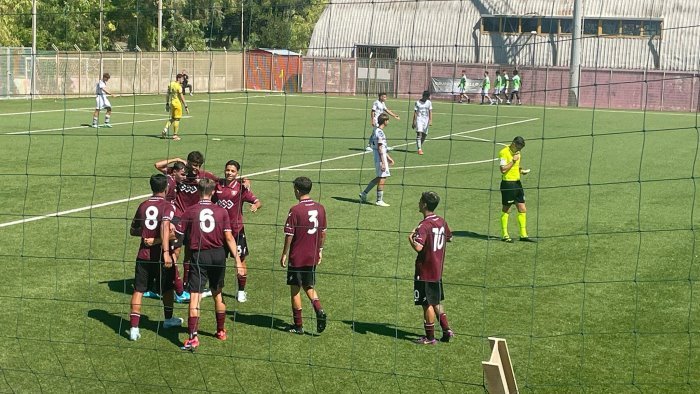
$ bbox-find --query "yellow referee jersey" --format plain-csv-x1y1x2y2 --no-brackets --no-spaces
499,146,521,181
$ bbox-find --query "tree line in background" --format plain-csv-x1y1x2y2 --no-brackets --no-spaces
0,0,325,52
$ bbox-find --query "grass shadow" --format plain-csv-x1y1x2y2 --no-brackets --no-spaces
231,311,318,336
451,230,498,241
341,320,417,342
98,278,134,295
331,196,365,205
87,309,183,347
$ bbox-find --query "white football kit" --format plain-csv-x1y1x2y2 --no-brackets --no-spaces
414,99,432,133
95,80,111,110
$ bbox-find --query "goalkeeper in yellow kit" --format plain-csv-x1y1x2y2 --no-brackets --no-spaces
162,74,189,141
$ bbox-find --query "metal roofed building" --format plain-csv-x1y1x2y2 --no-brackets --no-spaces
307,0,700,72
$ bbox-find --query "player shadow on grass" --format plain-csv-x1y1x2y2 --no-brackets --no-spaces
341,320,418,342
230,311,318,336
87,309,183,347
331,196,366,205
99,278,135,295
451,230,499,241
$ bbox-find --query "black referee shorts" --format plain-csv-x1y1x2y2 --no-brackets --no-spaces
500,180,525,206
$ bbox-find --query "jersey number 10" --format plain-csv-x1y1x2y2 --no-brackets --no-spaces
431,227,445,252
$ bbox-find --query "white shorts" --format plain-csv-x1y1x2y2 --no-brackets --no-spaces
373,150,390,178
95,96,111,110
416,120,429,134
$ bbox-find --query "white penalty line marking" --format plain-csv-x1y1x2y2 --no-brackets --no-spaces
6,116,193,135
283,158,497,171
0,117,537,229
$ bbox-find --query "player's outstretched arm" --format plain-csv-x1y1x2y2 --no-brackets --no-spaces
386,108,400,120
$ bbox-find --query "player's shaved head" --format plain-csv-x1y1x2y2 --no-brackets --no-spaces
150,173,168,193
293,177,313,195
198,178,217,197
421,191,440,211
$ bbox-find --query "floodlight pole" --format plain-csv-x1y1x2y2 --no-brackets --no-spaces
568,0,582,107
99,0,104,76
158,0,163,52
31,0,37,97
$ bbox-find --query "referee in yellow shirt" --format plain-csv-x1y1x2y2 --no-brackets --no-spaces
498,136,535,243
162,74,189,141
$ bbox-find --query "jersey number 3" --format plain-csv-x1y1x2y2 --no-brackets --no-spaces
307,210,318,234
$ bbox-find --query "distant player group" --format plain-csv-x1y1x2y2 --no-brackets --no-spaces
458,68,522,105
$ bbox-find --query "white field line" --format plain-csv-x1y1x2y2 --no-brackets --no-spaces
0,94,277,117
6,116,192,135
283,158,498,171
0,117,537,229
452,134,509,146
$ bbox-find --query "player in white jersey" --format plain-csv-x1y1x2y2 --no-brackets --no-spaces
412,91,433,155
360,113,394,207
365,92,400,151
92,73,114,128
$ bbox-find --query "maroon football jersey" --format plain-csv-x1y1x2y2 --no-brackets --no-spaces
132,196,174,261
213,180,258,235
413,214,452,282
173,170,219,216
284,199,327,267
165,174,178,203
175,200,231,251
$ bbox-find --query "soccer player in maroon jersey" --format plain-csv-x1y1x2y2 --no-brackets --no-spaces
214,160,262,303
128,174,183,341
175,178,243,350
280,177,327,334
155,151,220,298
408,191,454,345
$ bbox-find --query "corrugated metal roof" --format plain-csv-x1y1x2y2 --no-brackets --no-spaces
307,0,700,71
256,48,302,56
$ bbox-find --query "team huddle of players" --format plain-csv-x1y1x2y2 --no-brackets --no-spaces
129,150,454,350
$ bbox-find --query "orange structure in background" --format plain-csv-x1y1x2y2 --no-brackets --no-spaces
245,48,302,92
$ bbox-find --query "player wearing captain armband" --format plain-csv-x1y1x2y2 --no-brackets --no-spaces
408,191,454,345
280,177,328,335
128,174,184,341
213,160,262,303
176,178,243,351
498,136,535,243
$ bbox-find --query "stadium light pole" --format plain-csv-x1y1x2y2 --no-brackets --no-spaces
568,0,582,107
31,0,37,97
158,0,163,52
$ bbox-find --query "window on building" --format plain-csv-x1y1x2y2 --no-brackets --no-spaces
622,20,642,36
521,17,539,34
642,20,662,37
482,16,500,33
560,19,573,34
540,18,559,34
583,19,599,35
503,17,519,33
601,20,620,35
480,15,661,39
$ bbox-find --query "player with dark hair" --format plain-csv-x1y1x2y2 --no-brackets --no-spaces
162,73,189,141
360,113,394,207
181,69,193,96
366,92,400,151
412,90,433,155
92,73,114,128
408,191,454,345
499,136,534,242
128,174,183,341
175,178,243,350
457,70,470,104
214,160,262,303
154,151,220,299
508,69,522,105
280,177,327,334
481,71,495,105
